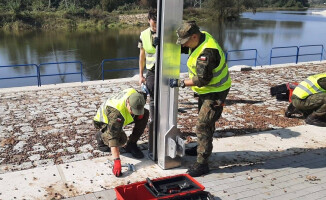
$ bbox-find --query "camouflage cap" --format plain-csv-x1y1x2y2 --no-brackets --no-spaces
176,21,200,45
128,92,145,115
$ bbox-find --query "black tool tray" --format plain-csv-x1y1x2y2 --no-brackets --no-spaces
144,174,203,198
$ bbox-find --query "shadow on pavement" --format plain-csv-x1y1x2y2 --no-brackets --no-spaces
225,99,264,105
214,127,301,139
209,148,326,173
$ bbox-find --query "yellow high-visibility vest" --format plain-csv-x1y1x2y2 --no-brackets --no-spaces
93,88,136,126
140,27,156,70
293,73,326,99
187,31,231,94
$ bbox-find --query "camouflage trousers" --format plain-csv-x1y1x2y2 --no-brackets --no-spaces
292,93,326,119
94,109,149,147
196,89,230,164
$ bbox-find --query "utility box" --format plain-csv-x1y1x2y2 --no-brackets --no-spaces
115,174,214,200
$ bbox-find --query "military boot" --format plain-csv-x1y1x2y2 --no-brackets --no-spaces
305,115,326,127
187,162,209,177
125,142,144,159
185,145,197,156
96,131,111,152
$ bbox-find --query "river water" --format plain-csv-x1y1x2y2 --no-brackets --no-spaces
1,9,326,88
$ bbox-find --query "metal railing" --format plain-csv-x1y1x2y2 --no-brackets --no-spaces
101,57,138,81
1,44,325,88
38,61,83,86
226,49,258,67
270,46,299,65
0,64,40,86
298,45,324,62
270,45,324,65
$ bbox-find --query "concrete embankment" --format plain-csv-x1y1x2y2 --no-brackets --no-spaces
0,61,326,199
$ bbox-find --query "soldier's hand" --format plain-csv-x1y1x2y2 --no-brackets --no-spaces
112,158,122,177
153,37,160,47
139,75,145,86
169,79,180,88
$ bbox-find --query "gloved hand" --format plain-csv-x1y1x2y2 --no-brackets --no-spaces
169,79,181,88
141,83,149,95
153,37,160,47
112,158,122,177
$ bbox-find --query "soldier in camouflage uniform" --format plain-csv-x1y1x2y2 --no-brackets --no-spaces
291,73,326,127
93,88,149,177
170,21,231,177
138,9,159,146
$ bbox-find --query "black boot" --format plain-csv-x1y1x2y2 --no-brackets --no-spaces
185,145,197,156
305,115,326,127
125,142,144,159
187,162,209,177
96,131,111,152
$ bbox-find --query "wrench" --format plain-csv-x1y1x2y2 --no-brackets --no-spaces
108,160,136,172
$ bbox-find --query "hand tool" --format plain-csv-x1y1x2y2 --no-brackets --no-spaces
108,160,136,172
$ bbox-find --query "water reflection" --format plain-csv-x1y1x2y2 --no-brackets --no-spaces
1,10,326,88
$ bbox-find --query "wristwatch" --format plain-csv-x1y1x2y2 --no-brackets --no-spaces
180,80,186,88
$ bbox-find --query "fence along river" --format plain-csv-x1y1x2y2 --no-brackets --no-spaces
1,9,326,88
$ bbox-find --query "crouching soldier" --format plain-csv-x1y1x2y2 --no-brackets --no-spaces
292,73,326,127
93,88,149,177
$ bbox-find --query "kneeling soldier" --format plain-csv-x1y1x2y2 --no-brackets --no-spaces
292,73,326,127
93,88,149,177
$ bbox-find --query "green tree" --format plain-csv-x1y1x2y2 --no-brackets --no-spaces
78,0,101,9
205,0,238,19
7,0,22,13
31,0,46,11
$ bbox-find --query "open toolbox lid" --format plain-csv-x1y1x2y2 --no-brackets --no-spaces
115,174,206,200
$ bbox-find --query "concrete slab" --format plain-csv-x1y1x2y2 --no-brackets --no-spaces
1,124,325,200
0,165,61,200
197,125,326,169
0,151,185,200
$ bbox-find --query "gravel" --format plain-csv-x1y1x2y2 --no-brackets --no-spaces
0,63,324,173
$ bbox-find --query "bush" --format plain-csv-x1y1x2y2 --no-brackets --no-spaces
88,8,107,19
31,0,45,11
7,0,22,13
115,3,141,14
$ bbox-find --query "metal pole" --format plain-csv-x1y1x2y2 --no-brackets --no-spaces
150,0,184,169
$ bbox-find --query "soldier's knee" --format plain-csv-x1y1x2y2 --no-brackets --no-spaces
197,134,213,143
119,131,127,145
102,131,127,147
196,122,214,136
143,109,149,121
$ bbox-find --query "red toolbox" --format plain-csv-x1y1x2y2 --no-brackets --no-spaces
115,174,213,200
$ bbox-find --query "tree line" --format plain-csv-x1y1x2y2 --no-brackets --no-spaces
0,0,314,31
0,0,311,13
0,0,156,13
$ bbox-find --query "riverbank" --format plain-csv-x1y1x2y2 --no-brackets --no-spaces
1,6,319,32
0,10,148,32
1,62,326,199
0,8,212,32
0,7,253,32
1,61,326,174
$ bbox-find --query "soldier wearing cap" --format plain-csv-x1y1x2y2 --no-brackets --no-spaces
93,88,149,177
170,21,231,177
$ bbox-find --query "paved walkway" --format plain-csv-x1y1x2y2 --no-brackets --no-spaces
1,62,325,174
1,62,326,200
67,148,326,200
1,124,325,200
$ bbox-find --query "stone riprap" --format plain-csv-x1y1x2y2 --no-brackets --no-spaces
0,63,325,174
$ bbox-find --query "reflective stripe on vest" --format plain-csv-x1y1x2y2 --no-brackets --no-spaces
93,88,136,126
187,31,231,94
293,73,326,99
140,28,156,70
